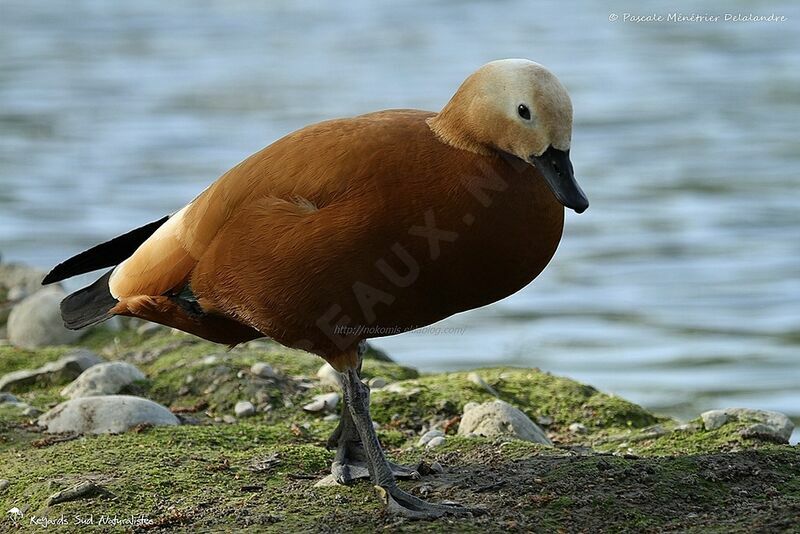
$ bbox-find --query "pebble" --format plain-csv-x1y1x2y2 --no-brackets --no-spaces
136,322,164,337
222,415,237,424
429,461,444,474
426,436,446,448
7,286,85,348
316,363,343,388
235,400,256,417
568,422,588,434
0,262,47,297
536,415,554,426
701,408,794,442
0,479,9,494
0,392,20,403
251,362,277,379
0,349,104,392
323,413,340,422
60,362,146,399
458,399,552,445
302,392,339,413
368,377,387,389
467,372,500,397
417,429,445,447
38,395,179,434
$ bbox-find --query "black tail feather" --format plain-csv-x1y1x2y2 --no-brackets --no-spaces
60,270,119,329
43,216,169,285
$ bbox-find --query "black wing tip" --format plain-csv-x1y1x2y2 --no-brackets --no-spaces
41,215,170,286
42,267,64,286
60,270,118,330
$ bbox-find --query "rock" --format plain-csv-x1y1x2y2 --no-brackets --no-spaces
368,377,387,389
60,362,146,399
316,363,343,388
458,400,552,445
569,422,588,434
426,436,446,448
702,408,794,443
536,415,554,426
7,286,28,302
38,395,179,434
429,461,444,474
136,322,164,337
0,479,9,494
0,349,104,392
463,401,480,413
323,413,340,422
467,372,500,397
701,410,729,431
0,392,20,404
302,392,339,413
222,415,237,424
0,262,46,296
21,405,41,417
417,429,445,447
314,474,341,487
251,362,277,379
7,286,85,348
235,400,256,417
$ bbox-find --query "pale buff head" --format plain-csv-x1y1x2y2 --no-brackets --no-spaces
429,59,588,213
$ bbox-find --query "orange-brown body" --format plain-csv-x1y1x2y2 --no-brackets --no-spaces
109,110,564,370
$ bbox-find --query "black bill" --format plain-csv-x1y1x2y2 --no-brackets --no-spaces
530,146,589,213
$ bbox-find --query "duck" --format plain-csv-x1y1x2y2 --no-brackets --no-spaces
44,58,588,519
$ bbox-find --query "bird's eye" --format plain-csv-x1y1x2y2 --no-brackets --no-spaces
517,104,531,120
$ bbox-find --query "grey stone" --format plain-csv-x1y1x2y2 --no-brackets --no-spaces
568,422,588,434
314,474,341,487
0,262,46,296
38,395,179,434
251,362,277,379
458,400,552,445
60,362,146,399
368,377,387,389
467,372,500,397
702,408,794,442
426,436,446,448
21,405,41,417
302,392,339,413
0,479,9,494
0,349,104,392
222,415,237,424
417,429,445,447
0,392,19,403
7,286,28,302
701,410,729,431
7,286,84,349
429,461,444,474
316,363,343,388
136,322,164,337
235,400,256,417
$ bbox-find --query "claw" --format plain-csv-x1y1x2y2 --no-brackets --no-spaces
374,485,484,520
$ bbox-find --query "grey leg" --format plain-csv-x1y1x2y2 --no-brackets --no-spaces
327,362,418,484
341,366,477,518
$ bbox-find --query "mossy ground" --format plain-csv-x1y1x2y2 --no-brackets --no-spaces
1,327,798,532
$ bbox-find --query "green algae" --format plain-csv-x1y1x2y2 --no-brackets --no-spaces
1,328,798,532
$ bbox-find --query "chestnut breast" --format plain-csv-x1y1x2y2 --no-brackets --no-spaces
192,111,564,354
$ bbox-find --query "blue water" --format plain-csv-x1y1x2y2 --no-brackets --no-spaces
1,1,798,439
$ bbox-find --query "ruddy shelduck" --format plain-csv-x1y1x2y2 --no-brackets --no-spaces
45,59,588,518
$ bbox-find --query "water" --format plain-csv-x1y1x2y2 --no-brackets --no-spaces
1,1,798,439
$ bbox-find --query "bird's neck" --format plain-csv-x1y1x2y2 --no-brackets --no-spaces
426,96,494,157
